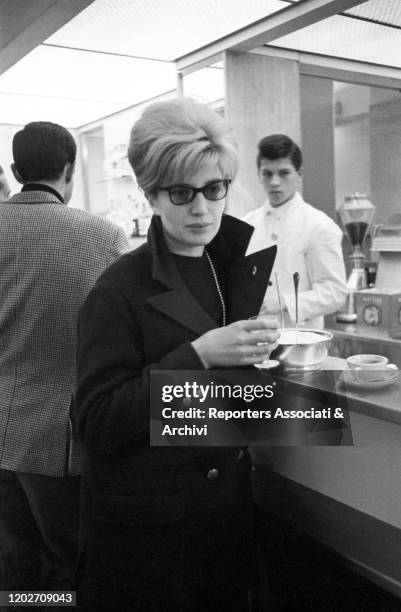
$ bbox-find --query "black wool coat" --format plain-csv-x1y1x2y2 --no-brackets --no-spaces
74,214,276,611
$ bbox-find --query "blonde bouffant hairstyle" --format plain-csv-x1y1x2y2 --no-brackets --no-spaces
127,97,238,197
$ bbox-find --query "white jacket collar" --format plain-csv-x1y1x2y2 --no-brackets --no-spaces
263,191,302,218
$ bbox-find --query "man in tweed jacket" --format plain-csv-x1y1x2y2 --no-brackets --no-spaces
0,122,129,592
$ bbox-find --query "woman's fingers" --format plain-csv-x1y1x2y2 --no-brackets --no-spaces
247,330,281,346
244,318,279,332
191,321,280,368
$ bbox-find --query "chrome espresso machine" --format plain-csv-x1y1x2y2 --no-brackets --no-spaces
336,193,375,323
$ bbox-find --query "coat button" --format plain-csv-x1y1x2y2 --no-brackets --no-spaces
207,468,219,480
268,281,272,286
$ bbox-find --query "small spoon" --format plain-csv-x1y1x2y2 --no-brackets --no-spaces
293,272,300,338
275,271,284,330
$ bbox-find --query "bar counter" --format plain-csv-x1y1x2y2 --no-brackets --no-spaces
251,356,401,601
325,314,401,368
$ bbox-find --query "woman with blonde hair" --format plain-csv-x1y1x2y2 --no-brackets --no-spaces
75,97,278,611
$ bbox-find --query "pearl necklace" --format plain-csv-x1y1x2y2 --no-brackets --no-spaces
204,249,226,327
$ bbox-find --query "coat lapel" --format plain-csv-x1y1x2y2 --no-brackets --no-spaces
226,246,277,322
146,216,218,336
147,289,217,336
207,215,277,322
145,214,277,334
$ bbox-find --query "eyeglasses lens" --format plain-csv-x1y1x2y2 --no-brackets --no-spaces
204,181,227,201
169,187,193,205
169,180,228,205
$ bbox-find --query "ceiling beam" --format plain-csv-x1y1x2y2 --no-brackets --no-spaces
251,46,401,89
176,0,367,75
0,0,95,76
300,57,401,90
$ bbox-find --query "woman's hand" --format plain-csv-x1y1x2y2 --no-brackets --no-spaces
191,317,280,369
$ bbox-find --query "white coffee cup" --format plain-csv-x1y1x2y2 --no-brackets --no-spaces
346,354,398,383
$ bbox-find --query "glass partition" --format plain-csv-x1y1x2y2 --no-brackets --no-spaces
334,81,401,225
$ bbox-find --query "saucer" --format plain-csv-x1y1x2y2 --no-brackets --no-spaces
254,359,280,370
341,368,399,389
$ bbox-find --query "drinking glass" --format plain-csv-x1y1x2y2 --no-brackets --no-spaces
249,314,280,369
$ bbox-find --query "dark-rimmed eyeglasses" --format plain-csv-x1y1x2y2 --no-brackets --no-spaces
157,179,231,206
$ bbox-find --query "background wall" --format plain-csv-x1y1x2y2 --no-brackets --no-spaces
370,94,401,224
333,83,371,211
79,90,175,159
0,123,22,196
78,91,175,235
332,83,401,225
300,75,335,219
335,117,370,209
224,51,301,208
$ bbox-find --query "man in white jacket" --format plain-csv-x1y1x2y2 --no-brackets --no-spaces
244,134,347,329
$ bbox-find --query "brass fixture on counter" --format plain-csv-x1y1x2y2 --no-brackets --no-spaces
354,225,401,338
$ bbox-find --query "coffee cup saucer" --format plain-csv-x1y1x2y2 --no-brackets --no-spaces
254,359,280,370
341,368,399,390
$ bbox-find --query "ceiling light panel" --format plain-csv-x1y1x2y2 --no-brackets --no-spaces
0,92,126,127
0,45,176,102
346,0,401,27
45,0,288,60
269,13,401,68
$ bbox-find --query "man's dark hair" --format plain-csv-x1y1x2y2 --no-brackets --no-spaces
12,121,77,182
0,165,4,173
256,134,302,171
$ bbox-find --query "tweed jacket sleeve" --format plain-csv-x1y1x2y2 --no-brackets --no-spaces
75,278,203,455
106,226,130,264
